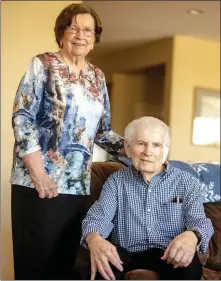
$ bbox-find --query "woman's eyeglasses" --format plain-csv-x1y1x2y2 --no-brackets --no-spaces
67,25,95,37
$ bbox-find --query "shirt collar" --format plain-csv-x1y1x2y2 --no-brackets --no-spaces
130,161,172,182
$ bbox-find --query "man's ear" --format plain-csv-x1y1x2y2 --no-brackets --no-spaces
162,145,169,164
124,140,131,158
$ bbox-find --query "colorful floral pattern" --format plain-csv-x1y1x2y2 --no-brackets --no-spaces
11,52,123,195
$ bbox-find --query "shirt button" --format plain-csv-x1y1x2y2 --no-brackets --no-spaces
148,189,152,192
147,208,151,212
148,228,151,231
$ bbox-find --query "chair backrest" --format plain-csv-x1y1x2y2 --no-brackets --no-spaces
89,162,125,208
202,202,220,271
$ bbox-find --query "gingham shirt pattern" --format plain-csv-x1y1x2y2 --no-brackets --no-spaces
81,164,214,253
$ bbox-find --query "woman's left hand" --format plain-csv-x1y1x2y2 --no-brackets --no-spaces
119,147,127,157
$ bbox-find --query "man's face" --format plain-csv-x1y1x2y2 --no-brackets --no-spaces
125,128,165,176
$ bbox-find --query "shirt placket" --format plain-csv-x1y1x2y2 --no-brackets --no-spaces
145,176,162,233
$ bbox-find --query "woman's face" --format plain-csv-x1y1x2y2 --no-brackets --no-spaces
61,13,95,58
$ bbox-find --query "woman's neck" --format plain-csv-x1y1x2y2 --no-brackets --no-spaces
59,49,86,75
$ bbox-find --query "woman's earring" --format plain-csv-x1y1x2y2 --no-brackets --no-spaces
60,41,63,48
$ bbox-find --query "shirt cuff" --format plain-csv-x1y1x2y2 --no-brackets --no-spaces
81,223,113,249
18,145,41,158
186,227,210,254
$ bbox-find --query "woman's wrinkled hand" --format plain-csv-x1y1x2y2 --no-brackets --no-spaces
31,172,58,199
23,151,58,199
87,234,123,280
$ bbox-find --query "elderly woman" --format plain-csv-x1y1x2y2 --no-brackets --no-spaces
11,3,124,280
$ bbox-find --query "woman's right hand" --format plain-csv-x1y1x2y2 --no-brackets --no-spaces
30,172,58,199
23,151,58,199
87,233,123,280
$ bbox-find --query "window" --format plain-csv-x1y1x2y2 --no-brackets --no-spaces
192,88,220,147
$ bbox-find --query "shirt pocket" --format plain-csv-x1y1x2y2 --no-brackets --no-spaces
157,202,184,237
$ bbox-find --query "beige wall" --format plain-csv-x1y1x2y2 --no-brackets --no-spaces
111,74,147,135
1,1,81,279
111,70,165,136
169,36,220,162
91,37,173,125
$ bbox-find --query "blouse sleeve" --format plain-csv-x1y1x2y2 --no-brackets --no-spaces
95,77,124,156
12,56,47,158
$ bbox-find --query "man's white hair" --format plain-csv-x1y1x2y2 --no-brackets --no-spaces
124,116,171,147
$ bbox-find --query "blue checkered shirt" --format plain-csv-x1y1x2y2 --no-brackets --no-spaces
81,164,214,253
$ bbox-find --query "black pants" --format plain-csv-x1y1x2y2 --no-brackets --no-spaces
95,245,202,280
11,184,89,280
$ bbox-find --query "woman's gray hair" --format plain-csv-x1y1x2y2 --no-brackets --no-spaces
124,116,171,147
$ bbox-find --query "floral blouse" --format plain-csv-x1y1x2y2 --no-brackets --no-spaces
11,52,123,195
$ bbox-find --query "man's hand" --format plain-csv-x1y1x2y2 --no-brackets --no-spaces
161,231,198,268
86,233,123,280
31,172,58,199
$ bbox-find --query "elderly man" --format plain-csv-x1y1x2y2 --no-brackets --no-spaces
81,116,214,280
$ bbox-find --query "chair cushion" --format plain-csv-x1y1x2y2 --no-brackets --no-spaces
125,267,221,280
169,160,199,178
169,161,220,203
125,269,159,280
201,267,221,280
191,163,220,203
